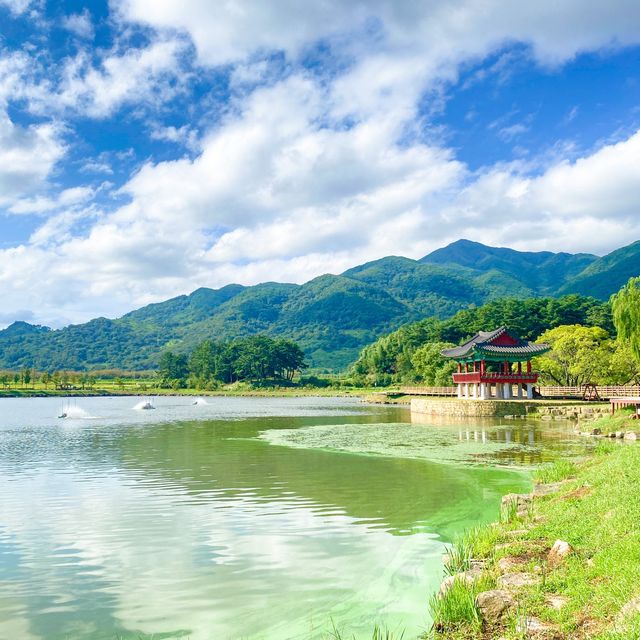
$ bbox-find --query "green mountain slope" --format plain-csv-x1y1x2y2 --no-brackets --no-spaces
558,240,640,299
0,239,637,372
422,239,597,293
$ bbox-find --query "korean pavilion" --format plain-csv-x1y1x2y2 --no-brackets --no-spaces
441,327,550,400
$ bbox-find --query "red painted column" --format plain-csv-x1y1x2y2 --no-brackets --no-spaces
465,363,469,373
527,361,532,374
517,361,522,374
457,362,461,373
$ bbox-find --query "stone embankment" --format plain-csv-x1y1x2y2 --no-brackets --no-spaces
437,485,575,638
533,404,609,420
410,397,610,418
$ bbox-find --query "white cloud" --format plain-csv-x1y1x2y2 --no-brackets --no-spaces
62,9,94,39
80,159,114,175
1,0,640,327
497,123,529,142
116,0,640,69
437,130,640,253
9,186,94,215
149,123,200,151
114,0,640,129
0,112,66,208
0,0,32,15
4,83,640,328
53,39,188,118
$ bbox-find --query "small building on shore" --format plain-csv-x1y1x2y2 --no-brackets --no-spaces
441,327,550,400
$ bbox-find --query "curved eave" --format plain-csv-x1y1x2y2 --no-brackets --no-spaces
442,344,550,361
476,344,550,359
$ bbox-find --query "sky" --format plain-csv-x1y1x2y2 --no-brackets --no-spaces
0,0,640,329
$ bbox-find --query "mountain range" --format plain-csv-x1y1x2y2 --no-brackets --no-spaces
1,239,639,371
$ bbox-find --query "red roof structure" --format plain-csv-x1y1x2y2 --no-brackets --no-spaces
441,327,549,400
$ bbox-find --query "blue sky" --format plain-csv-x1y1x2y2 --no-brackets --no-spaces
0,0,639,328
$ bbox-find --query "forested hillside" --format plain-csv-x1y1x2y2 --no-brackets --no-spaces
351,295,614,385
0,239,637,371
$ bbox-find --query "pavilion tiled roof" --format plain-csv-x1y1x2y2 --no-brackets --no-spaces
441,326,550,359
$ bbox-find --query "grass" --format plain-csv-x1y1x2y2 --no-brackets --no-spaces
595,615,640,639
500,496,521,524
533,459,577,484
429,412,640,639
429,574,494,637
590,407,637,434
442,541,472,576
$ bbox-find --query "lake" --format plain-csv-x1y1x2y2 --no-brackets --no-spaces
0,396,580,640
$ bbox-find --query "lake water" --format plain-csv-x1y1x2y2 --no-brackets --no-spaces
0,396,581,640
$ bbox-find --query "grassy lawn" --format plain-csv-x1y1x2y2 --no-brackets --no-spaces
430,416,640,639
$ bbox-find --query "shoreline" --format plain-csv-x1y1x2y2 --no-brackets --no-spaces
430,409,640,639
0,388,372,399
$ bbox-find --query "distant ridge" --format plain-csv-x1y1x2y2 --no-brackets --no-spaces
0,239,638,371
421,239,598,293
558,240,640,298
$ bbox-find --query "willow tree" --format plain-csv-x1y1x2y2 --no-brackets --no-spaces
611,277,640,361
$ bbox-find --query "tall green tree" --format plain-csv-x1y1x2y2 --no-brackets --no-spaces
410,342,457,385
533,325,613,386
611,276,640,361
158,351,189,386
185,335,306,385
607,341,640,385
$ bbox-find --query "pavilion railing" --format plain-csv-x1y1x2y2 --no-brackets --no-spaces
453,372,537,381
397,385,640,399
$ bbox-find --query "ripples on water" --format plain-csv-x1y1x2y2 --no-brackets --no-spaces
0,396,572,640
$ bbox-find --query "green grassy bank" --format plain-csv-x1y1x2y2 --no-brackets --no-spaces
0,385,377,399
430,411,640,639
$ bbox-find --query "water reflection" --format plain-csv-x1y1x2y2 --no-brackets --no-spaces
0,397,535,640
410,411,586,466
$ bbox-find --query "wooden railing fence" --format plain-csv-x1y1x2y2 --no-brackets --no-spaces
396,385,640,399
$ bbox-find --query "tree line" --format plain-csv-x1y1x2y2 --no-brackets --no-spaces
159,335,307,389
0,368,99,390
350,294,628,387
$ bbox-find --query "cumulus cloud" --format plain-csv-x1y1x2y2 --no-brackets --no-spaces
0,38,187,121
437,131,640,252
62,9,94,39
114,0,640,129
1,0,640,327
0,0,32,15
0,112,66,207
52,38,188,118
9,186,94,215
116,0,640,68
4,93,640,328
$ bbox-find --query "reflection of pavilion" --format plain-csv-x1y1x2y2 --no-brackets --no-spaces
458,427,536,446
442,327,550,400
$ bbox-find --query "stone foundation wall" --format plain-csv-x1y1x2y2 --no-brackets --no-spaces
411,398,610,418
411,398,530,417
